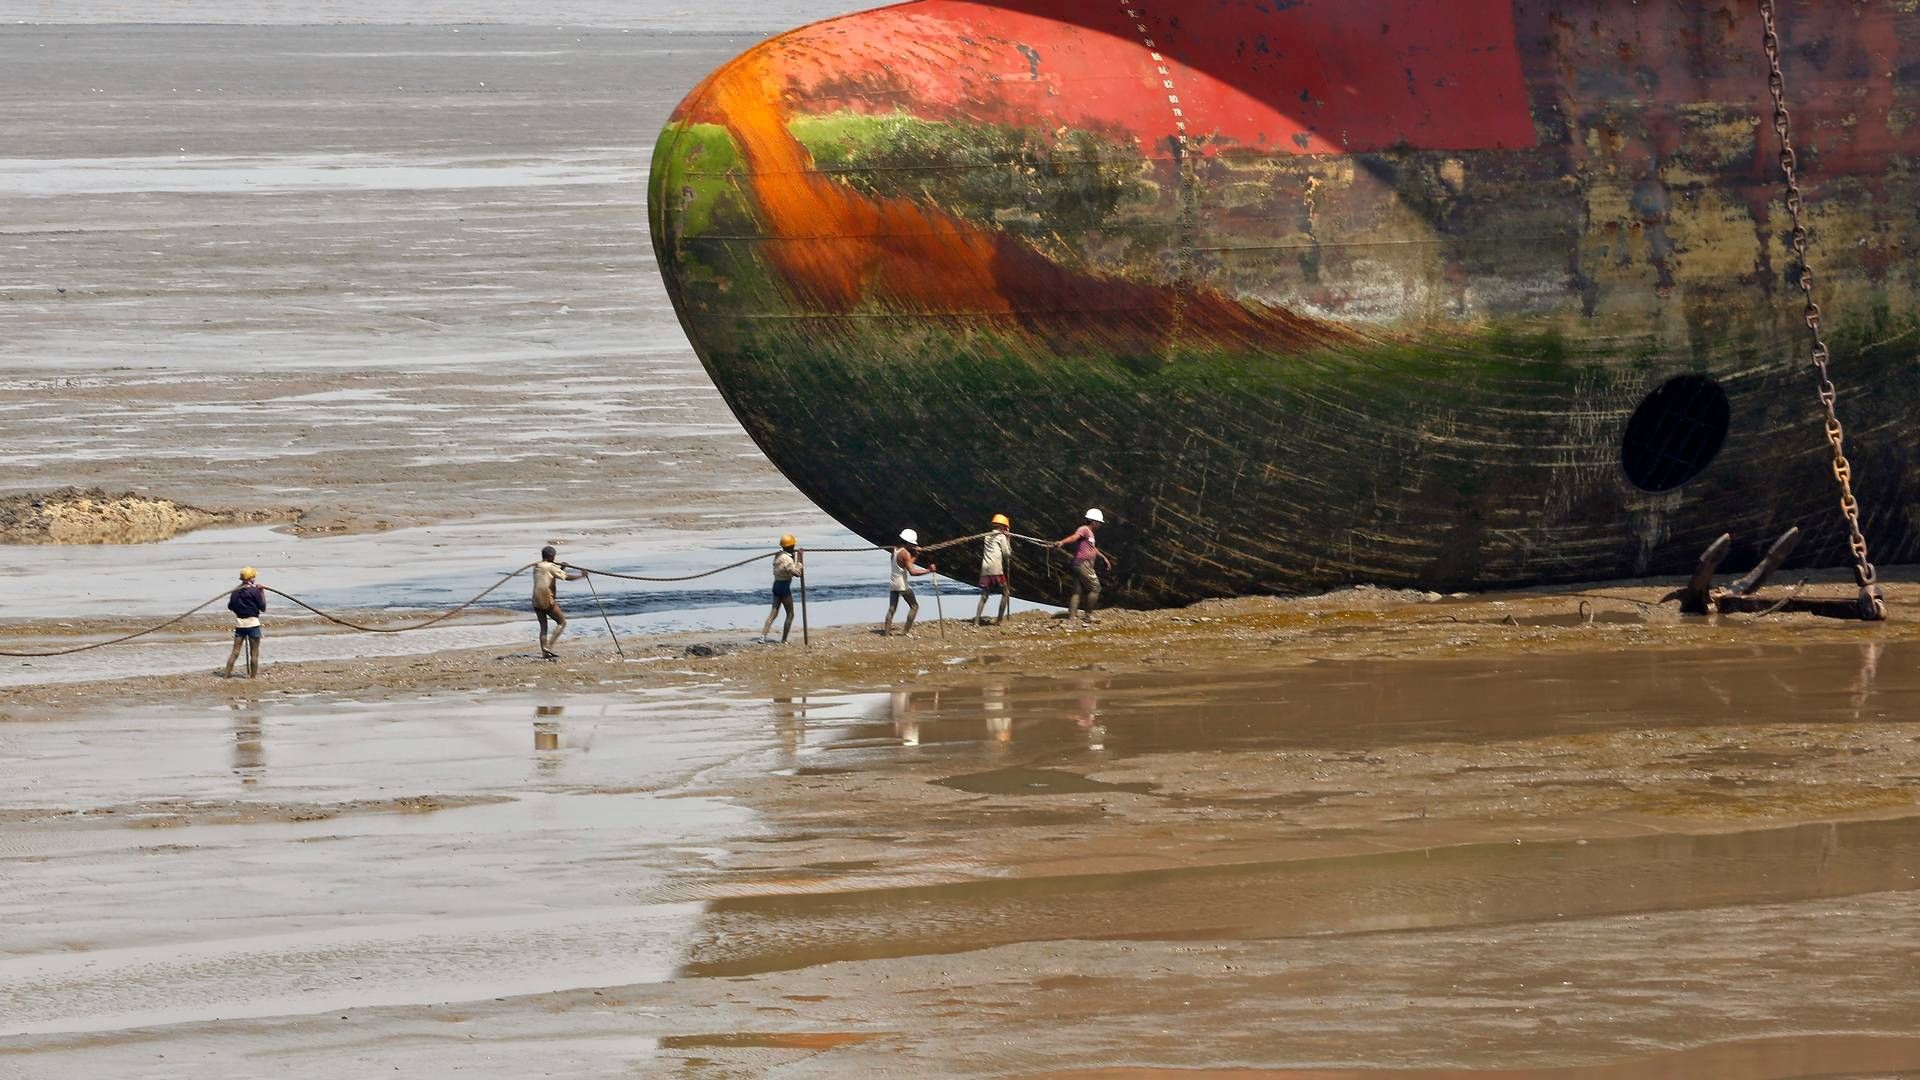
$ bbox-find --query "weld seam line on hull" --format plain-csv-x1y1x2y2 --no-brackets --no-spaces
1115,0,1199,353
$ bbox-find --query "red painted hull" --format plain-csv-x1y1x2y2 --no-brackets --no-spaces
650,2,1920,603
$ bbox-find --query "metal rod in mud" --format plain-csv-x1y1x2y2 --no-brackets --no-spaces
798,549,810,650
584,572,623,658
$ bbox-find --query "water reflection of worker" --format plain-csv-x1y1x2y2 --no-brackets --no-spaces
533,545,585,659
974,514,1014,626
222,566,266,679
884,529,935,637
771,695,806,753
761,535,803,643
1070,675,1105,750
983,678,1012,744
533,704,564,775
891,689,921,746
229,697,264,783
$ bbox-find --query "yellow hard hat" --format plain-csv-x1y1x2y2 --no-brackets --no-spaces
780,534,797,548
991,513,1011,528
239,566,257,581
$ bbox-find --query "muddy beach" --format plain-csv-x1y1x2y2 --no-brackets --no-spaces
6,11,1920,1080
7,580,1920,1076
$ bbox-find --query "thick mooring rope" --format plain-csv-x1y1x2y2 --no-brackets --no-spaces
0,531,1029,657
0,592,234,658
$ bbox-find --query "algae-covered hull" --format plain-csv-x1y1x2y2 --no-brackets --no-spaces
649,0,1920,606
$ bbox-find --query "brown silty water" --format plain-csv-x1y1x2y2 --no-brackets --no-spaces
4,632,1919,1076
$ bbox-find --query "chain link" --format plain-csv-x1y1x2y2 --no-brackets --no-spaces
1758,0,1884,618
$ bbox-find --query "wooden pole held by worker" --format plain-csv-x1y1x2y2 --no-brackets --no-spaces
798,549,810,649
585,572,624,658
932,565,947,640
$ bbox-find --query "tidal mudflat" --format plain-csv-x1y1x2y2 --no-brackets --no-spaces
5,584,1920,1076
4,14,1919,1080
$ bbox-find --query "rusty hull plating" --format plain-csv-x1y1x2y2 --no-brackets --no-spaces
649,0,1920,606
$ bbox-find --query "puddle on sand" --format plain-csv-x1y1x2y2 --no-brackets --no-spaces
777,641,1916,761
676,812,1920,977
0,691,764,1038
659,1031,879,1051
935,766,1156,797
1037,1033,1920,1080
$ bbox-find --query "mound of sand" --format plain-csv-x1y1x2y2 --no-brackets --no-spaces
0,487,296,545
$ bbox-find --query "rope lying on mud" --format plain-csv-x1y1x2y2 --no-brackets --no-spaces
0,530,1036,656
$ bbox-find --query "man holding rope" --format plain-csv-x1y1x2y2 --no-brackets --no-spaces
885,529,936,636
533,546,586,659
222,566,267,678
1056,508,1112,625
761,534,804,643
974,513,1013,626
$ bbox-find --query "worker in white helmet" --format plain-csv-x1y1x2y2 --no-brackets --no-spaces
222,566,267,678
1055,508,1112,624
884,528,936,636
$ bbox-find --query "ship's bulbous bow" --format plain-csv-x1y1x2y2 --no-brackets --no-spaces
651,0,1920,605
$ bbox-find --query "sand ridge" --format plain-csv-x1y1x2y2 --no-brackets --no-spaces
0,487,299,546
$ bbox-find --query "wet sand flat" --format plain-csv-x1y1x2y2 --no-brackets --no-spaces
6,12,1920,1079
0,24,798,537
5,587,1920,1076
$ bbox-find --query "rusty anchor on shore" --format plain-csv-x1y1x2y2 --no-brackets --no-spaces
1666,527,1886,620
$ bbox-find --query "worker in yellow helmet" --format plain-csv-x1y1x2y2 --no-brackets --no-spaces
761,534,804,642
222,566,266,678
974,513,1014,626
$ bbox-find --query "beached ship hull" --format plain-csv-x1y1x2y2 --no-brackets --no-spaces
649,0,1920,606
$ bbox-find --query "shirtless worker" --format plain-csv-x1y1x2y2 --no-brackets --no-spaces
532,545,585,658
761,534,804,643
1055,508,1113,625
222,566,266,678
884,529,936,636
974,513,1013,625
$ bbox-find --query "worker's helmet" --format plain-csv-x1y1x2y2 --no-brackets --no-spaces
990,513,1011,528
780,533,797,549
239,566,257,581
1085,508,1106,524
899,528,919,545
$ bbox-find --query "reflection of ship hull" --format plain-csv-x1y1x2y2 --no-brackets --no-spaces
649,1,1920,606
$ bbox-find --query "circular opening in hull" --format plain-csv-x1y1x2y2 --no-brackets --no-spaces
1621,375,1730,492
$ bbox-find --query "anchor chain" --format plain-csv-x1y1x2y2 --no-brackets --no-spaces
1759,0,1885,620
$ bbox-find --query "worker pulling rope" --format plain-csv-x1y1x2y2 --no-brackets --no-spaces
0,530,1009,659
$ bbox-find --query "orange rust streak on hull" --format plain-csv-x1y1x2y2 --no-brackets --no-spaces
700,43,1350,355
707,49,1014,316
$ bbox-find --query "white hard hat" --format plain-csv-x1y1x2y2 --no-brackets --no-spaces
1085,508,1105,523
899,528,919,545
